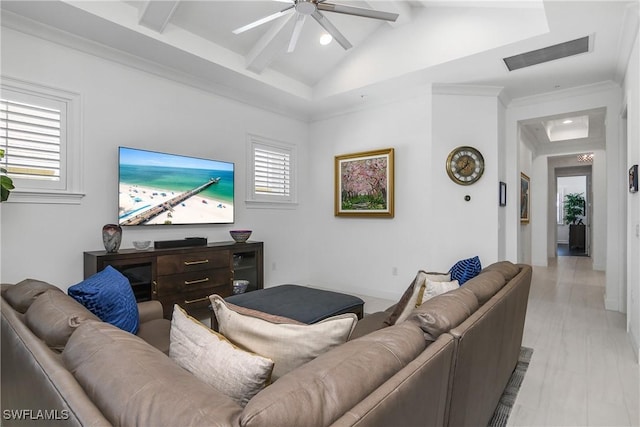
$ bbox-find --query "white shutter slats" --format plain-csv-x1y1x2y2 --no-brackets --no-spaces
254,147,290,196
0,99,61,181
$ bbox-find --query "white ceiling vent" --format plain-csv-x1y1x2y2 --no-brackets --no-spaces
503,36,590,71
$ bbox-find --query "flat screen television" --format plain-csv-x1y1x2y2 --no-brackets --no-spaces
118,147,234,226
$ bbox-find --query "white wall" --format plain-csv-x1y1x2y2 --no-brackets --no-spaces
0,27,311,290
624,24,640,360
518,135,533,264
306,86,503,304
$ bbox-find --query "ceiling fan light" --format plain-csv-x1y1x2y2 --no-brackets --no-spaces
319,33,333,45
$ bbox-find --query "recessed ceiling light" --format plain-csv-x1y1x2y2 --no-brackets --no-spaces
562,119,573,124
319,34,332,46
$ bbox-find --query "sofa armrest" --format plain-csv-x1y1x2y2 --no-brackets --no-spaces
137,300,164,323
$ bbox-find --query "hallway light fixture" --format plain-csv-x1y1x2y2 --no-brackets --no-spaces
577,153,594,163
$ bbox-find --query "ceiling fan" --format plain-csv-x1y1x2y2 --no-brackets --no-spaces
232,0,399,53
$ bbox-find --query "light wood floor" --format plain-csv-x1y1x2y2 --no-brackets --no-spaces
508,256,639,426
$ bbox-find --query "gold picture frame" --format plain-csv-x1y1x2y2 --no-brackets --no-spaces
520,172,530,224
335,148,394,217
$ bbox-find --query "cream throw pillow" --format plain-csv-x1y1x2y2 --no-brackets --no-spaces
169,304,274,407
210,295,358,380
393,272,451,325
418,279,460,305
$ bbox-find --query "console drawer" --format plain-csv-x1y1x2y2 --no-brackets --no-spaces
158,284,232,317
155,269,230,296
157,250,229,275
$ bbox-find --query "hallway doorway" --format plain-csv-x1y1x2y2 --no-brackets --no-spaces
557,175,589,257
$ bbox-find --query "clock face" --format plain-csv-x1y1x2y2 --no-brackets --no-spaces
446,146,485,185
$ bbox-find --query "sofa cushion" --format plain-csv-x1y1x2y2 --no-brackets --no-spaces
170,304,273,407
409,287,479,342
24,289,100,351
3,279,62,313
136,318,171,354
463,270,507,305
68,265,139,334
449,256,482,285
62,320,242,426
385,271,450,326
210,295,357,380
242,321,426,427
481,260,520,281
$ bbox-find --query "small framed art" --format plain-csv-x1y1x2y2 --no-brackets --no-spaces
630,165,638,193
520,173,530,224
499,181,507,206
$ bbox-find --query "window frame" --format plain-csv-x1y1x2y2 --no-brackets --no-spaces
245,133,297,209
1,77,83,204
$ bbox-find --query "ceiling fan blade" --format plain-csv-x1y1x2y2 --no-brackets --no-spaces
232,6,294,34
317,3,399,22
311,10,352,50
287,14,307,53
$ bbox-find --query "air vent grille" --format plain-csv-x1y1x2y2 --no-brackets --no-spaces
503,36,590,71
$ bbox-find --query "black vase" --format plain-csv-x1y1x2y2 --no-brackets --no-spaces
102,224,122,253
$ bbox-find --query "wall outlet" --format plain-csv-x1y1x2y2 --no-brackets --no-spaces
392,267,398,276
272,262,276,271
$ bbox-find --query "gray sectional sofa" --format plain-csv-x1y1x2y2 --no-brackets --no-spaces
1,261,531,427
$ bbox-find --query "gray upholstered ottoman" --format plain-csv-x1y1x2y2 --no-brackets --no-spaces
222,284,364,324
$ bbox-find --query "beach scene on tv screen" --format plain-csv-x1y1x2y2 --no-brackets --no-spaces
118,147,234,225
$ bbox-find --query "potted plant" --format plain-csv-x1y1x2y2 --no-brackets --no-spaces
563,192,585,225
1,149,14,202
564,192,586,250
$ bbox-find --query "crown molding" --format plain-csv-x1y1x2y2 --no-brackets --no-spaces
508,80,621,108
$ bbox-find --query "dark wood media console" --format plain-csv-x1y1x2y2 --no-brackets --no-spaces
84,241,263,318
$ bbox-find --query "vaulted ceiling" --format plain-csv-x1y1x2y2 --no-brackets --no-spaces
1,1,638,120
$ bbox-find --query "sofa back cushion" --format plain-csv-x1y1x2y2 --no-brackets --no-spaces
462,270,507,305
242,321,426,427
3,279,62,313
24,289,100,351
481,261,520,282
62,320,242,426
409,287,479,342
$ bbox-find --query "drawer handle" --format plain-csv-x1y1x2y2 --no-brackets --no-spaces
184,259,209,266
184,296,209,305
184,277,209,285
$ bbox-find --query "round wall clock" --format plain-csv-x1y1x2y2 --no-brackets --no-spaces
446,146,485,185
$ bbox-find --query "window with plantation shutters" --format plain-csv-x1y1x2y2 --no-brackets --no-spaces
1,99,62,183
254,147,290,197
1,78,83,203
247,134,297,207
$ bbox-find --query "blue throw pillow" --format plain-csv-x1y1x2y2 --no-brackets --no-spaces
449,256,482,285
68,266,139,334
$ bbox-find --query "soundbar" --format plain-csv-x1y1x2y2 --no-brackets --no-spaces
154,237,207,249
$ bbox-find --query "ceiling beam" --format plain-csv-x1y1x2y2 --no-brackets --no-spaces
138,0,180,33
363,1,412,26
246,13,295,74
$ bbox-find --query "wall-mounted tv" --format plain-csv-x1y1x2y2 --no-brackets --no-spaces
118,147,234,226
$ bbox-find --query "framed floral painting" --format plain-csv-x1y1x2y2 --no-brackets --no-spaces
335,148,394,217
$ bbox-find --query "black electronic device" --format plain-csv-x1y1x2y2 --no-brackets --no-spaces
154,237,207,249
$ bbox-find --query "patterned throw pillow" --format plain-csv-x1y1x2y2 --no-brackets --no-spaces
68,265,139,334
449,256,482,285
